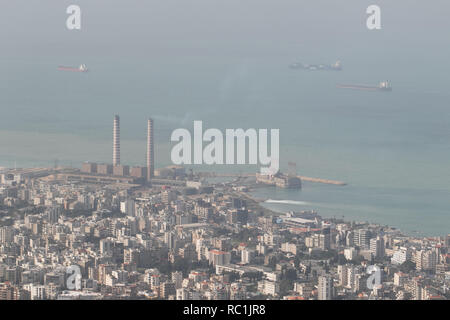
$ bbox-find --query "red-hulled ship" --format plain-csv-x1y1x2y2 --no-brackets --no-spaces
58,64,88,73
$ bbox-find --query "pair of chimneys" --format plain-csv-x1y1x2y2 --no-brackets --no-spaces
113,115,154,181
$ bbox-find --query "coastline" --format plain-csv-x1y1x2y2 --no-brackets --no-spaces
239,188,437,238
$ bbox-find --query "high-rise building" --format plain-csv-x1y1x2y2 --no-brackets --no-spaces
165,231,177,250
162,190,176,205
241,249,255,264
370,236,385,259
318,276,333,300
113,115,120,166
30,284,46,300
160,281,176,299
120,199,135,217
394,272,407,287
209,250,231,267
0,283,20,300
346,266,362,292
320,227,331,250
338,265,349,287
100,238,113,256
415,249,437,272
354,229,371,250
172,271,183,289
147,118,154,182
0,226,14,244
391,247,412,265
46,205,61,224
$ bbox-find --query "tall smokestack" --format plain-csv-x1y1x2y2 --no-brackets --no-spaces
113,115,120,166
147,118,154,182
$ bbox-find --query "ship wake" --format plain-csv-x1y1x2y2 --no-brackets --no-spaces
265,199,311,206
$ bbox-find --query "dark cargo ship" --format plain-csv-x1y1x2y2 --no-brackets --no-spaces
337,81,392,92
290,60,342,71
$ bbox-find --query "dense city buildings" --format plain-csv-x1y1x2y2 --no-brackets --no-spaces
0,116,448,300
0,162,448,300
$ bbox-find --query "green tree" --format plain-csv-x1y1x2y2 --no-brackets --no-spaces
399,260,416,273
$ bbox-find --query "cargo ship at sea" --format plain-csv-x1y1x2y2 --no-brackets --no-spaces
290,60,342,71
337,81,392,92
58,64,88,73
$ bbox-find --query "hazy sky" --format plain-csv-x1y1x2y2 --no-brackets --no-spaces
1,1,450,59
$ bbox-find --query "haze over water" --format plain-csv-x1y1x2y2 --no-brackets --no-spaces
1,1,449,236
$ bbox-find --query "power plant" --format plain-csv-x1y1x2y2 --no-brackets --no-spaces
113,115,120,166
79,115,160,185
147,118,154,182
